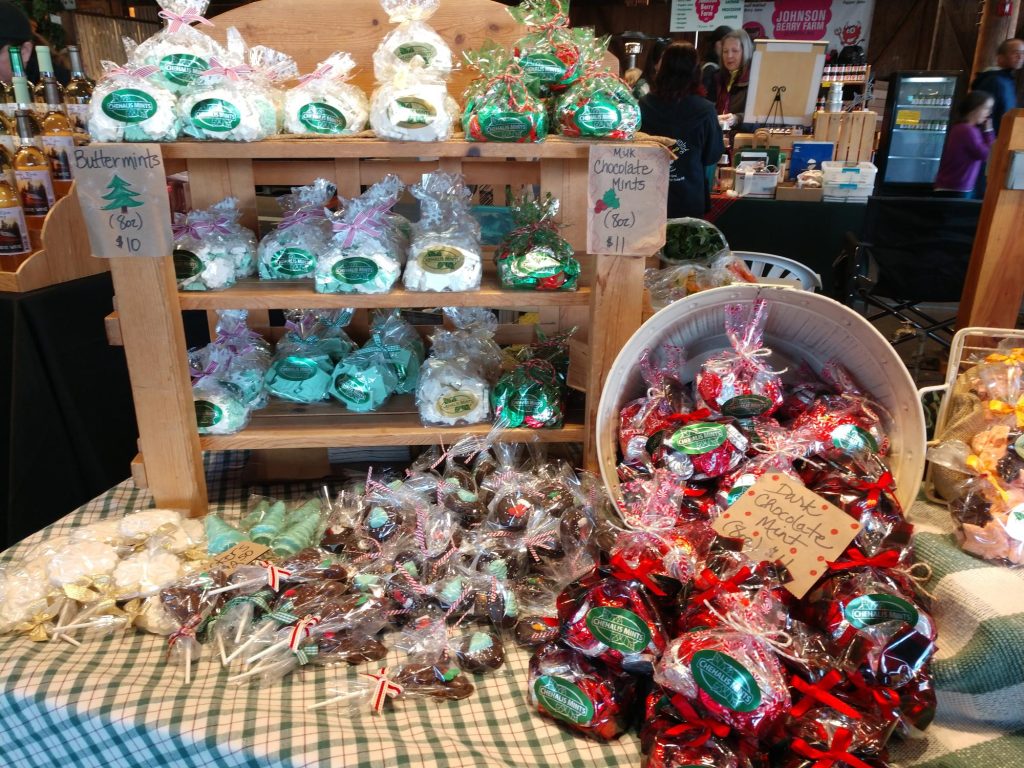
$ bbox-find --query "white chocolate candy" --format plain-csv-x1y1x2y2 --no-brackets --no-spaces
70,519,126,548
118,509,184,541
133,595,180,636
0,567,54,633
46,541,120,587
370,72,454,142
404,241,481,292
89,78,180,142
114,551,184,597
417,358,490,426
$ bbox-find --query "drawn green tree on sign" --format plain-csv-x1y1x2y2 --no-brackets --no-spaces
101,175,144,214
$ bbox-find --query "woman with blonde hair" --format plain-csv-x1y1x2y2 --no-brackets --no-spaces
703,28,753,130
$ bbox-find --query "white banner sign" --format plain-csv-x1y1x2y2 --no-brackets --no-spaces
741,0,873,52
670,0,744,33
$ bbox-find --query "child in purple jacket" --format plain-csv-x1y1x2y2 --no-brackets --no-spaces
934,91,996,198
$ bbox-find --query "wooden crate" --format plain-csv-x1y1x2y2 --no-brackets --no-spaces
812,110,879,163
107,137,652,516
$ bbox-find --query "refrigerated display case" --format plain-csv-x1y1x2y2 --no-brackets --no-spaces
875,71,963,193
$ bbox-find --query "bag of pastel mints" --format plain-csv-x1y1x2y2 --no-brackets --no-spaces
264,312,337,403
374,0,453,81
258,178,337,280
192,350,252,435
417,313,496,426
462,41,547,143
317,175,406,294
509,0,587,97
178,28,298,141
553,35,640,140
404,172,482,292
89,57,181,142
285,52,370,136
190,327,271,412
172,198,258,289
329,346,399,412
128,0,224,94
496,193,579,291
440,307,504,382
370,57,458,142
364,310,426,394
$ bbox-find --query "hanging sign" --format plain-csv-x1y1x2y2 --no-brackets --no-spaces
587,144,669,256
670,0,744,33
73,143,172,258
741,0,874,51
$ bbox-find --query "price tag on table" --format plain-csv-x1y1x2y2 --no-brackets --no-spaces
587,144,669,256
73,143,172,258
712,474,863,598
212,541,271,576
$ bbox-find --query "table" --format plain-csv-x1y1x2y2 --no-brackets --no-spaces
2,455,1023,768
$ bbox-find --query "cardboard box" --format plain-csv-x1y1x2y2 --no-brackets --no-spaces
775,183,824,202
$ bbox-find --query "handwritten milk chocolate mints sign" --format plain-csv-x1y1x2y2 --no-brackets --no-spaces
587,144,668,257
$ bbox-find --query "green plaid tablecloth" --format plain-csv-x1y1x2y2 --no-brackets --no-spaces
1,453,1023,768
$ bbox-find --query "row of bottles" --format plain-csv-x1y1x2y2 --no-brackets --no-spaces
1,45,94,259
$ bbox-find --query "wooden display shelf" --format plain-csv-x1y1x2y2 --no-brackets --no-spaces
0,181,108,293
197,397,585,450
177,276,592,310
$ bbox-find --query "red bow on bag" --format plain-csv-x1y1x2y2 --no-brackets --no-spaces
667,408,713,426
827,547,901,573
689,565,753,607
849,471,894,509
789,670,862,720
609,552,667,596
362,667,404,713
664,696,730,746
791,727,876,768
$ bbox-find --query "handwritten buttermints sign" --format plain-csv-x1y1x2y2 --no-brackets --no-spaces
74,143,172,258
712,474,863,598
587,144,668,256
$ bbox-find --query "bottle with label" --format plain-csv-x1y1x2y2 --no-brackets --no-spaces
0,163,32,262
8,47,34,94
32,47,64,106
13,109,55,218
11,77,41,135
65,45,94,135
40,79,75,181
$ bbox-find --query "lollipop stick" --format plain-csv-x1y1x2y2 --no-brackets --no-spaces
307,692,354,711
56,633,82,647
217,632,228,666
228,660,270,683
247,638,288,664
57,617,127,633
234,604,253,645
51,601,74,642
184,644,191,685
206,577,263,597
226,623,273,663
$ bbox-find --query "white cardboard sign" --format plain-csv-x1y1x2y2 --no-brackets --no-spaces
587,144,669,257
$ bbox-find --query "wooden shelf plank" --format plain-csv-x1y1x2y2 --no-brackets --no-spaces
199,396,585,450
160,135,667,161
178,276,591,310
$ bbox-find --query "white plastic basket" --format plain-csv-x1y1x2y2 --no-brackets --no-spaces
822,182,872,202
597,284,927,512
822,161,877,187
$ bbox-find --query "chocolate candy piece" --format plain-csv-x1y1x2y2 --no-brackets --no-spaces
514,616,560,647
474,581,519,628
442,486,487,529
455,631,505,673
393,663,475,700
364,504,403,542
490,494,535,531
318,632,388,664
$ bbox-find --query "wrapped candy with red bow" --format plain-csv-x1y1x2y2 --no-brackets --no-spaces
618,347,691,469
553,35,640,140
716,423,809,510
462,42,548,143
509,0,588,97
781,708,890,768
528,642,637,739
800,453,905,532
642,709,743,768
557,566,669,674
696,298,785,419
656,411,750,480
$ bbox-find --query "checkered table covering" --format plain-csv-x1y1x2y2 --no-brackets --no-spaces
1,453,1022,768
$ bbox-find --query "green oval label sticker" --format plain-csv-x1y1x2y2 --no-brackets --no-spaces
101,89,158,124
844,593,919,629
271,247,315,277
725,473,757,507
418,246,465,274
194,400,223,428
670,423,728,455
511,249,562,278
191,98,242,132
585,606,651,654
333,256,379,285
832,424,879,454
480,112,534,141
334,374,370,404
173,249,203,280
159,53,209,86
395,42,437,65
533,675,593,726
519,52,567,83
722,394,772,419
437,392,478,418
298,102,347,134
690,649,762,713
390,97,437,130
276,356,318,382
1014,434,1024,461
575,98,621,135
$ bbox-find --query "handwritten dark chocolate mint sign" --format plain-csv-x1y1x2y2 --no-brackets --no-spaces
712,474,862,598
587,144,668,256
74,143,172,258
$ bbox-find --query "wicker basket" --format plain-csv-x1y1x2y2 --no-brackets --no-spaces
596,284,927,511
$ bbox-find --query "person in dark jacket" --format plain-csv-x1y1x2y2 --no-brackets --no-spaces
640,43,725,218
703,28,753,131
934,91,995,198
971,38,1023,135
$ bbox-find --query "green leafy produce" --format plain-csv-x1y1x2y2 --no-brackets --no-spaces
660,217,729,264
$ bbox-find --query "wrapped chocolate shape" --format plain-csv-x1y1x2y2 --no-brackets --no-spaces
509,0,587,96
404,172,482,292
553,35,640,140
496,194,579,291
462,42,547,143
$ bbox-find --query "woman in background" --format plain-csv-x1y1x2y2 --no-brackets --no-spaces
631,38,669,102
704,28,753,131
640,43,724,218
934,90,996,199
699,25,732,82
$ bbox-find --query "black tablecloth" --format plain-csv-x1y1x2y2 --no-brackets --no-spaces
0,273,137,547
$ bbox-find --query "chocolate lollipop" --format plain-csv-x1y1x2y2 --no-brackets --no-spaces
454,630,505,673
161,571,227,684
393,660,475,700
